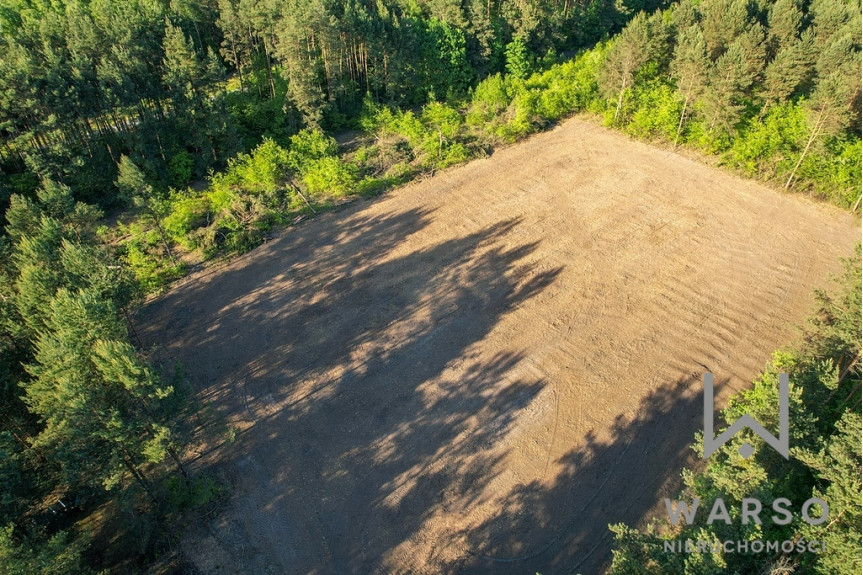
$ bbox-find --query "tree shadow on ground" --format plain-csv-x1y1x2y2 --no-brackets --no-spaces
455,373,720,574
139,199,713,574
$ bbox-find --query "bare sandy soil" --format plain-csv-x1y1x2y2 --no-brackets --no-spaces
139,117,859,575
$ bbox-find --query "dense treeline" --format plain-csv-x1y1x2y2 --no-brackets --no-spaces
105,0,861,293
0,0,237,204
610,246,862,574
598,0,861,205
0,0,659,209
1,0,859,253
0,182,199,572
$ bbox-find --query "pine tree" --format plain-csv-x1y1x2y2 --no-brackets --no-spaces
699,34,760,139
671,1,698,32
759,30,815,114
115,156,178,266
699,0,751,59
670,25,709,146
766,0,803,55
810,0,861,49
598,12,655,123
0,526,93,575
161,22,205,105
22,288,175,496
784,71,859,189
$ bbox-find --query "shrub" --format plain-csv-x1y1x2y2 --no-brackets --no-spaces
625,82,681,140
729,102,807,179
302,156,357,198
287,129,339,171
166,474,225,511
162,189,210,249
358,95,396,133
120,230,185,293
168,150,194,187
467,73,511,128
497,89,542,142
234,138,291,194
505,37,533,80
797,137,863,207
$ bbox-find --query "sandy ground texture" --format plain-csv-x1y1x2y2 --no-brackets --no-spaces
139,117,859,575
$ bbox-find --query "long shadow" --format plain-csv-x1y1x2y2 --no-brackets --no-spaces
454,374,721,574
139,196,714,574
139,200,564,572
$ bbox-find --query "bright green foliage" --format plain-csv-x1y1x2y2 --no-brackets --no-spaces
730,98,862,207
285,130,355,199
624,81,681,140
358,96,392,133
123,129,361,265
525,48,604,121
215,138,291,195
421,19,475,100
418,102,466,166
466,46,604,143
796,138,863,208
365,101,470,169
730,102,808,179
115,156,180,272
162,189,211,248
599,12,668,124
498,89,542,142
302,157,358,197
583,0,861,201
287,130,339,172
467,74,511,127
505,37,533,80
119,233,185,293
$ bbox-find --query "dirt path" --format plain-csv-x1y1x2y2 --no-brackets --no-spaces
139,117,859,575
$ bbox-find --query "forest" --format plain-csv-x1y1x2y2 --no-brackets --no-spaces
0,0,860,571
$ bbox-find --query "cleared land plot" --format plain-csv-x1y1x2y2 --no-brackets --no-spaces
139,117,859,574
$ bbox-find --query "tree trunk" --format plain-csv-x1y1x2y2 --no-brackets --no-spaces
784,109,825,190
123,307,144,349
613,79,627,122
148,207,179,266
122,454,159,504
168,446,189,479
262,38,276,98
674,91,690,148
230,33,245,91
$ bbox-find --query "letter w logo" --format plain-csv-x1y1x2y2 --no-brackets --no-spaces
703,373,789,460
